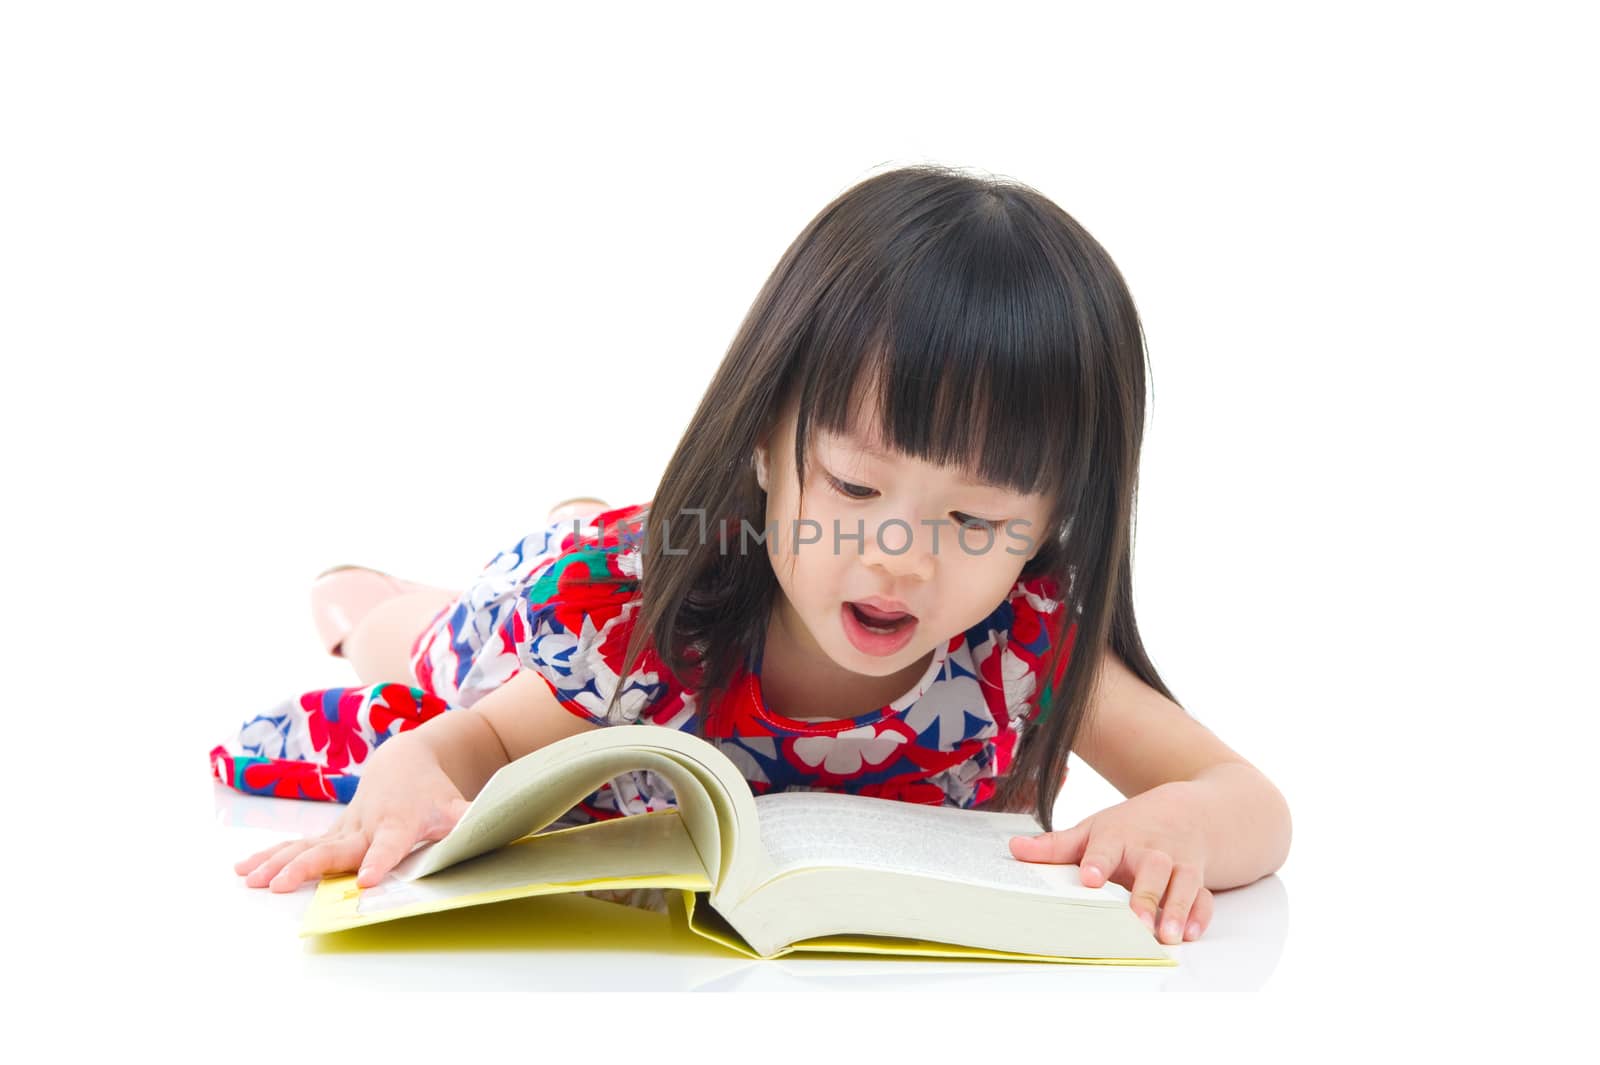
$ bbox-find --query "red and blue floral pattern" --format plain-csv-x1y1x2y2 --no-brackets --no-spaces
210,502,1076,824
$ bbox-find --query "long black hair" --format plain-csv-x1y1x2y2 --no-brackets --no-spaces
602,163,1178,830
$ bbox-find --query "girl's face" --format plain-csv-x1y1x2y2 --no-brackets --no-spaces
754,401,1054,686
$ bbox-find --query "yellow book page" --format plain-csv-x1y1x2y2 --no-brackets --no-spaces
303,890,737,959
680,891,1178,966
301,809,713,937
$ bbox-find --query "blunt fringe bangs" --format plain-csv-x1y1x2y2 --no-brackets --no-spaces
602,164,1181,831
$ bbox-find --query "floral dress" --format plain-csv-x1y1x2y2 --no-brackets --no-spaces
210,503,1079,902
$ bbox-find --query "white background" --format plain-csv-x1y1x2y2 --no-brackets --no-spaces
3,0,1593,1045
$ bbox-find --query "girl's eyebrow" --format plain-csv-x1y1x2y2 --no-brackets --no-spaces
827,430,1006,492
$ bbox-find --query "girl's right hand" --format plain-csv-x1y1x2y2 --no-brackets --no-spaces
233,734,471,893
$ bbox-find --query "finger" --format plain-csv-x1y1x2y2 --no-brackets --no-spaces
243,840,315,888
1156,862,1205,945
273,831,371,891
1126,850,1174,934
1184,887,1215,941
269,833,365,893
235,840,297,876
1008,821,1088,865
358,821,422,887
1078,833,1126,888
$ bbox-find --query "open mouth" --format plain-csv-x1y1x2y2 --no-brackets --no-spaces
848,601,915,634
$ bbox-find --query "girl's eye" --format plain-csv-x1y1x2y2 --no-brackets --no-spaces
827,475,1002,531
952,512,1002,532
826,474,876,500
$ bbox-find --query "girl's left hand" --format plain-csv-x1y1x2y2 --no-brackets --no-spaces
1008,780,1213,945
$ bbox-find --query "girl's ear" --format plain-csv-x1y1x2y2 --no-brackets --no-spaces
752,447,769,492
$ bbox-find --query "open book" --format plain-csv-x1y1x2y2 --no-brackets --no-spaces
301,725,1175,965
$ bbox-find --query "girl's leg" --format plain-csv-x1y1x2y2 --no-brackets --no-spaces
333,501,607,689
339,587,461,688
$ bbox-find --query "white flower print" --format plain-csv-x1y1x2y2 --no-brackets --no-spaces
791,726,908,776
1000,645,1038,724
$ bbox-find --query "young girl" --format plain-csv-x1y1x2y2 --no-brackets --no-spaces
216,164,1291,947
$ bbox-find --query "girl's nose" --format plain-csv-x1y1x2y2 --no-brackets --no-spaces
855,515,936,582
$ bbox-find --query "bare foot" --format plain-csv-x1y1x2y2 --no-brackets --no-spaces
547,496,611,524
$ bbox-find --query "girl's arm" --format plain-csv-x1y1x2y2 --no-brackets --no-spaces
1071,646,1293,886
1180,760,1293,890
1009,646,1292,945
429,669,604,800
